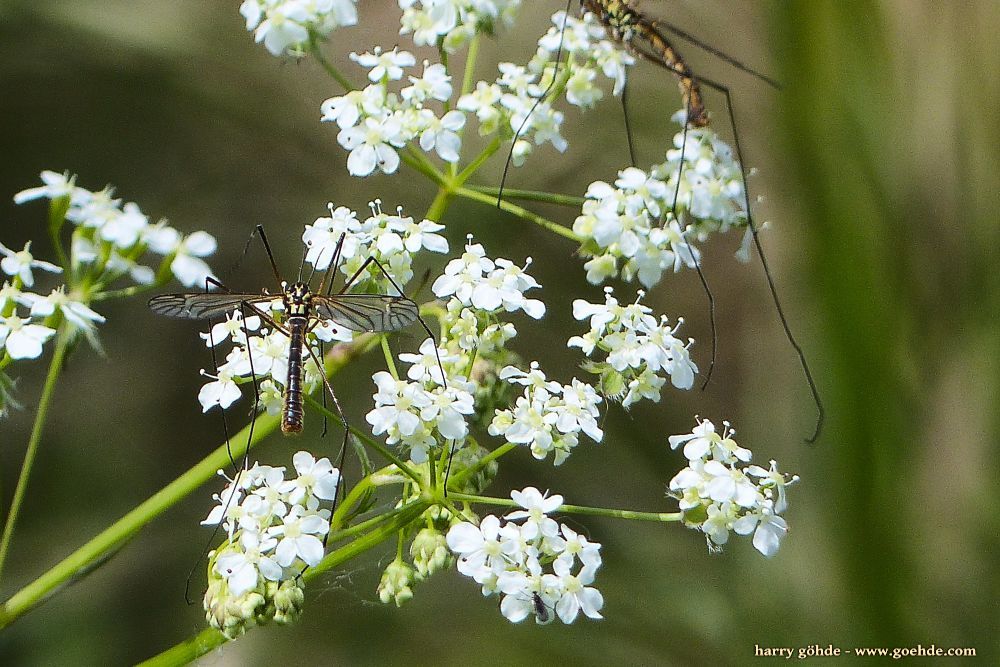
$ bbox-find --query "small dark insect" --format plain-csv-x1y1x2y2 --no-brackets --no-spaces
149,226,421,436
533,591,553,623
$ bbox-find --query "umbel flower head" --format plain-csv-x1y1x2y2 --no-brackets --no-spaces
447,487,604,625
667,418,799,557
202,452,340,638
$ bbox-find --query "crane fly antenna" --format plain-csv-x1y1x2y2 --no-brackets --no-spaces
694,72,824,442
318,231,348,297
255,224,284,288
497,0,574,206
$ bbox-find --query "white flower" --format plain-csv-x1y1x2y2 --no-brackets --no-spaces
200,309,260,347
0,241,61,288
279,451,341,505
338,117,405,177
366,371,433,438
401,61,452,103
171,232,217,288
21,286,105,332
0,316,56,360
198,366,242,412
551,559,604,623
13,170,83,204
418,109,466,163
506,487,561,540
99,202,148,248
215,531,282,596
351,47,416,82
268,505,329,567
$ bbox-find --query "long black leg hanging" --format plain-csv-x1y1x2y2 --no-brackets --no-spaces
497,0,575,206
184,280,264,604
694,72,824,442
666,93,718,389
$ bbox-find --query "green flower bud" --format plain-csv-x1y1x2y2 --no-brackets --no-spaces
410,527,453,581
377,559,415,607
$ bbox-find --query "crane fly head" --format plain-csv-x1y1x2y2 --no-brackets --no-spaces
283,281,313,317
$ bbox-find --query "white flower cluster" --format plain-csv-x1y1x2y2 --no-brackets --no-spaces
399,0,521,52
321,50,467,176
239,0,358,57
1,277,104,361
667,419,798,557
430,236,544,355
488,363,603,465
569,287,697,407
366,362,476,465
575,112,753,288
447,487,604,625
302,200,448,289
364,236,551,466
202,452,340,637
15,170,217,289
459,10,634,166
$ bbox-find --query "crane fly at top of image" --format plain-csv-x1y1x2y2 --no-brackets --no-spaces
502,0,824,443
149,226,424,439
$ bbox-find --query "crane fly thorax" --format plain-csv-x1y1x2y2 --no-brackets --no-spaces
583,0,638,41
281,281,313,318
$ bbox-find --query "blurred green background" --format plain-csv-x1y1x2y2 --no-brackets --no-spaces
1,0,997,664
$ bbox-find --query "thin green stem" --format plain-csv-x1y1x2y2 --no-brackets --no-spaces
453,186,582,242
328,502,410,545
452,36,481,178
380,335,400,380
447,442,516,490
467,185,586,207
309,36,354,92
425,186,452,222
0,327,70,580
138,500,429,667
91,283,158,303
0,338,374,630
402,147,448,186
456,137,502,186
303,395,423,485
447,492,683,523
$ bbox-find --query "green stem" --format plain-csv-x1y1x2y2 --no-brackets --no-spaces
138,500,429,667
402,147,448,186
447,492,683,523
425,186,452,222
0,328,70,581
468,185,585,207
380,335,400,380
0,338,374,630
308,36,354,92
452,186,582,242
452,36,481,178
91,283,158,303
447,442,516,490
303,395,423,486
456,137,502,186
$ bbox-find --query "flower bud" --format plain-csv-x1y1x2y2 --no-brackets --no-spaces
377,559,415,607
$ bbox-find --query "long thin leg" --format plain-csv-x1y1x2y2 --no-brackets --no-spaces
621,79,638,168
317,231,348,297
694,72,824,443
341,255,455,489
667,96,718,388
254,224,284,289
497,0,575,205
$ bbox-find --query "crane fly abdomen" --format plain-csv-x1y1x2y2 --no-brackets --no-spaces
280,316,308,435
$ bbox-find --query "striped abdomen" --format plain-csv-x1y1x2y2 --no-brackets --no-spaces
281,316,308,434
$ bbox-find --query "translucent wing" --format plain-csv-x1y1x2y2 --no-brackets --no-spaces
311,294,419,333
148,293,273,320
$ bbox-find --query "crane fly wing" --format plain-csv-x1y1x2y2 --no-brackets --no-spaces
148,293,273,320
311,294,419,333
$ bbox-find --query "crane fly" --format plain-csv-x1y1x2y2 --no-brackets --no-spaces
149,225,423,438
500,0,823,442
